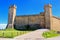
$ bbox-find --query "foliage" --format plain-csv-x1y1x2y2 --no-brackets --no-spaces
42,30,60,38
0,28,32,38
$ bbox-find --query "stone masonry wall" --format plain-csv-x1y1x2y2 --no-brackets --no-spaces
51,16,60,31
15,13,45,28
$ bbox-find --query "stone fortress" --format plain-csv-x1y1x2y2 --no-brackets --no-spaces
7,4,60,31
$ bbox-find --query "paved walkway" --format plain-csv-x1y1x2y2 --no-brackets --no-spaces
0,29,60,40
0,38,14,40
47,36,60,40
0,29,48,40
14,29,49,40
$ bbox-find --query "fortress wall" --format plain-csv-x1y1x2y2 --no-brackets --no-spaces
39,15,45,28
15,15,40,25
28,15,40,24
15,14,45,28
15,16,29,25
51,17,60,31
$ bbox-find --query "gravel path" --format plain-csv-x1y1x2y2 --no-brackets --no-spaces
0,29,48,40
0,38,14,40
14,29,49,40
1,29,60,40
47,36,60,40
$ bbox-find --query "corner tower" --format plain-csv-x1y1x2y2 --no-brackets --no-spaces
44,4,52,29
7,4,17,29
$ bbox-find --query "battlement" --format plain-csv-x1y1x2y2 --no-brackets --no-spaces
9,4,17,9
44,4,52,8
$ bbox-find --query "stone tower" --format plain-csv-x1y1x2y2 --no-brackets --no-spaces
7,4,17,29
44,4,52,29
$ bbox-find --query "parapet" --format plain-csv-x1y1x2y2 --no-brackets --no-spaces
9,4,17,9
44,4,52,8
40,12,45,16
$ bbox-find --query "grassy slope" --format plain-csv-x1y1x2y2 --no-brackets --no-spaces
0,28,32,38
42,30,60,38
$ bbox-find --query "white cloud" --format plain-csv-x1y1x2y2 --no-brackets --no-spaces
0,24,7,29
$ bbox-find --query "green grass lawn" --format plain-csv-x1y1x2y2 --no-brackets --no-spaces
42,30,60,38
0,28,32,38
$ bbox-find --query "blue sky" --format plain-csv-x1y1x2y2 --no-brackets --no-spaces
0,0,60,29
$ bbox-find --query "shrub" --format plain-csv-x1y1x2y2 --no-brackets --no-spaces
0,29,32,38
42,30,60,38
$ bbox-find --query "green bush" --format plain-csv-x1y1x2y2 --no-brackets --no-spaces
0,28,32,38
42,30,60,38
